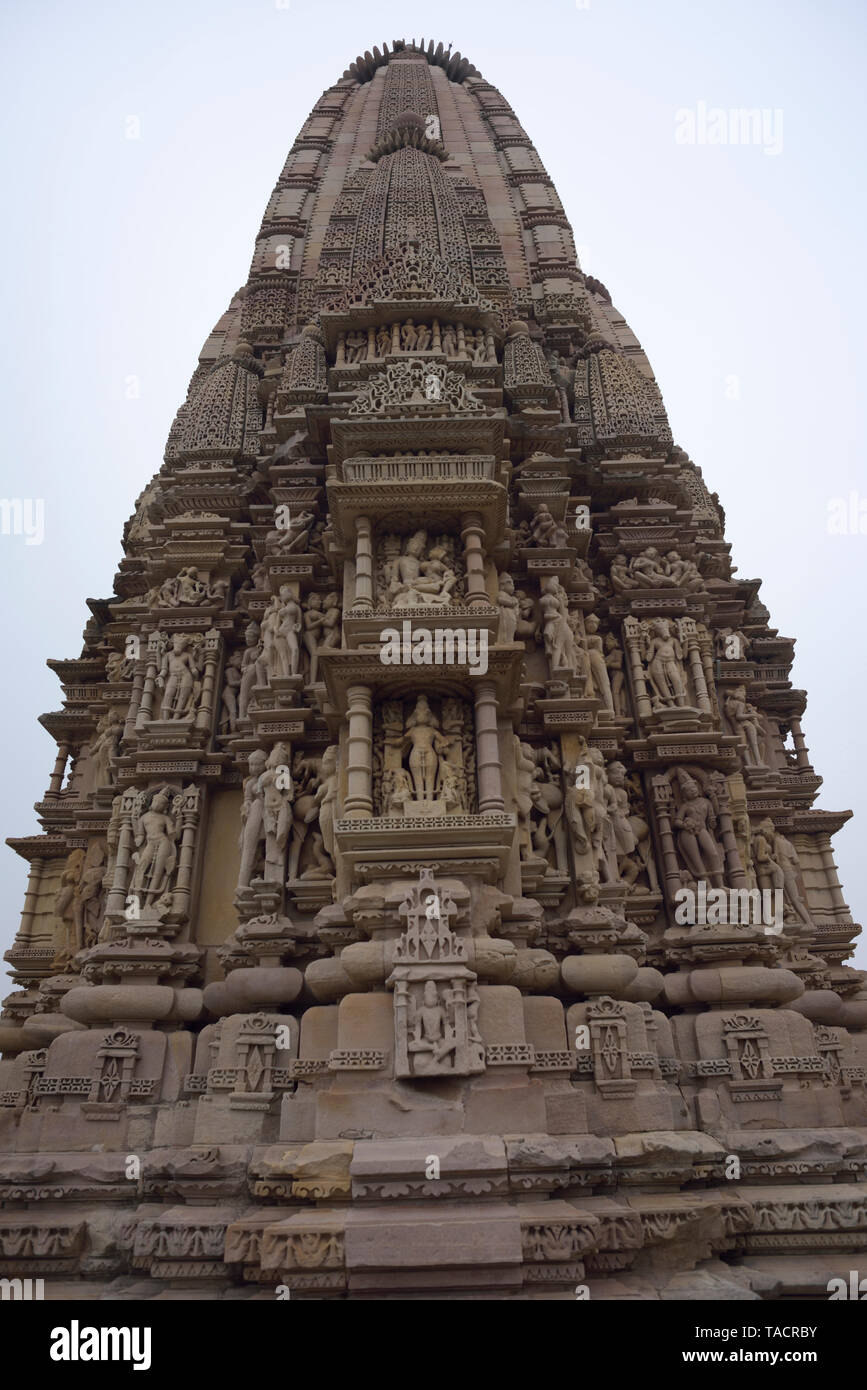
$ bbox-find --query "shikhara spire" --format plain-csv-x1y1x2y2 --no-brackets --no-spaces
2,42,864,1302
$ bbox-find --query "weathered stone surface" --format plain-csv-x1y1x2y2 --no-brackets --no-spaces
1,35,863,1301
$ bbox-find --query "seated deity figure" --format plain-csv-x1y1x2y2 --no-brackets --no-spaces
401,695,449,801
265,508,314,555
628,547,678,588
389,531,456,608
529,502,569,548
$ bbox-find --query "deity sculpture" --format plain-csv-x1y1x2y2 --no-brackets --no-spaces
387,531,457,608
725,686,767,767
539,577,576,673
753,818,813,927
584,614,615,713
528,502,569,548
219,650,243,733
402,695,449,801
644,618,688,710
157,634,203,720
129,787,181,915
238,622,266,721
88,707,125,788
672,772,724,888
265,508,315,555
496,572,519,643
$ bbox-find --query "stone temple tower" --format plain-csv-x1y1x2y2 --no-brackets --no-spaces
2,39,865,1301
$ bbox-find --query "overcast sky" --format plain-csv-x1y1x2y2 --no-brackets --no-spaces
0,0,864,971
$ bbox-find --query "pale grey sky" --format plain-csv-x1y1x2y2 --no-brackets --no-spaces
1,0,864,968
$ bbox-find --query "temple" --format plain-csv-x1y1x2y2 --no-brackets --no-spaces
2,39,865,1301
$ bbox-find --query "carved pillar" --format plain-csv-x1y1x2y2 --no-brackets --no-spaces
124,655,146,740
681,620,711,714
105,791,136,918
354,516,375,612
431,318,442,352
172,786,201,920
456,321,467,359
194,630,222,732
344,684,373,818
474,681,505,813
391,320,401,353
366,325,376,358
136,632,166,728
818,835,847,911
16,859,44,943
650,776,683,903
336,332,346,366
623,618,652,720
47,743,69,796
709,773,746,887
461,511,489,609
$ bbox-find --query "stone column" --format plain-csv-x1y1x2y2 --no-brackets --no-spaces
172,786,201,920
681,621,711,714
623,618,653,721
105,792,136,918
474,681,505,813
194,631,222,732
461,512,489,609
431,318,442,353
456,322,467,359
136,632,167,729
789,716,812,768
650,776,684,904
344,684,373,818
124,656,146,740
367,325,376,358
336,333,346,366
391,321,401,353
47,743,69,796
354,516,375,611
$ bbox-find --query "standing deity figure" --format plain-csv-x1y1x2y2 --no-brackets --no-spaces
237,750,269,891
441,322,457,357
318,591,341,659
644,618,687,709
157,634,201,720
220,650,243,733
672,774,724,888
546,349,573,423
302,592,325,683
88,707,124,788
129,788,180,912
512,736,537,859
754,818,813,927
725,686,766,767
400,318,419,351
345,329,367,362
275,586,303,677
375,324,392,357
583,614,615,712
304,743,338,875
238,622,266,721
402,695,449,801
53,850,85,964
606,762,658,892
496,572,519,643
415,321,432,351
539,577,577,673
604,632,627,716
258,743,294,882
